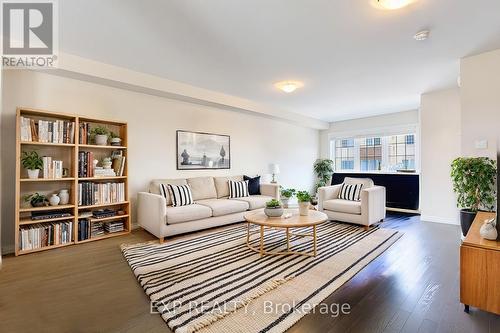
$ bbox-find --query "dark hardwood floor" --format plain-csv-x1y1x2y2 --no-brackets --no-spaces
0,214,498,333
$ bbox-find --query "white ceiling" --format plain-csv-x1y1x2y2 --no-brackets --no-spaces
60,0,500,122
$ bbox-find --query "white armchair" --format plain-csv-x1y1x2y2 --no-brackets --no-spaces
318,177,386,229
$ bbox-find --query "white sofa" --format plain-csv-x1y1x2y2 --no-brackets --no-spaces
137,176,279,242
318,177,386,229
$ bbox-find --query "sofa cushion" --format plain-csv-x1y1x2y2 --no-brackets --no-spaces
187,177,217,201
150,178,187,206
344,177,374,189
233,195,274,210
214,175,243,198
196,199,249,217
162,184,194,207
229,180,250,198
244,175,261,195
323,199,361,215
165,204,212,225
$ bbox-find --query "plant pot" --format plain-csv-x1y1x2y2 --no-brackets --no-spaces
58,189,69,205
110,138,122,146
264,207,284,217
460,209,477,236
31,199,48,207
298,202,310,216
94,134,108,146
281,198,290,208
49,194,60,206
310,196,318,206
27,169,40,179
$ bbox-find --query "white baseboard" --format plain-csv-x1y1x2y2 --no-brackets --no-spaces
420,215,459,225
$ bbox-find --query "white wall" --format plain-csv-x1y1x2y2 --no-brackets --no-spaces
1,70,319,254
420,88,461,224
319,110,419,158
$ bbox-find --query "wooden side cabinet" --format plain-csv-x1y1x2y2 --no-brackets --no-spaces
460,212,500,315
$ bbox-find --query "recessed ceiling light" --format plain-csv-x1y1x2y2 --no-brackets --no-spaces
371,0,416,10
414,30,430,41
274,80,304,93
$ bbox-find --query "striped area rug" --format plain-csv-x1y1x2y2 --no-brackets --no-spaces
122,222,402,333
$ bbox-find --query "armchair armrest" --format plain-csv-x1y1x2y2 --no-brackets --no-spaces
318,184,342,211
361,186,386,226
260,183,280,199
137,192,167,238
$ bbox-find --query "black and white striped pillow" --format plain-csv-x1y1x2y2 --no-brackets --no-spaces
228,180,249,198
338,183,363,201
159,184,194,207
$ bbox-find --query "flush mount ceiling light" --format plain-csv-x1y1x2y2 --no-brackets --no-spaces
414,30,430,41
274,80,304,93
371,0,416,10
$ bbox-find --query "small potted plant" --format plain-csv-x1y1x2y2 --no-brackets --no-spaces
109,132,122,146
21,151,43,179
24,193,49,207
296,191,312,216
280,187,296,208
451,157,497,236
264,199,284,217
91,126,109,146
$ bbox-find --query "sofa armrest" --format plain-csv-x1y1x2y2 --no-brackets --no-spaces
137,192,167,238
361,186,386,226
260,183,280,199
318,184,342,210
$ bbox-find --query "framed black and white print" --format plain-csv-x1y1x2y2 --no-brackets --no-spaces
176,130,231,170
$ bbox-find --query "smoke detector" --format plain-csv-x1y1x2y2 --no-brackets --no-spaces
414,30,430,41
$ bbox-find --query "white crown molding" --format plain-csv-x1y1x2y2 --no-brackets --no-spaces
35,53,329,130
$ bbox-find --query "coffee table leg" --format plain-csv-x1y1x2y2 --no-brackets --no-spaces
286,228,290,251
260,226,264,257
313,225,317,257
246,222,250,246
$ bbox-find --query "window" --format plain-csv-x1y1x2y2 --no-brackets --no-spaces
332,133,417,172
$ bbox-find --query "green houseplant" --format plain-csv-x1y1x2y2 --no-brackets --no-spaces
280,186,296,208
23,193,48,207
264,199,284,217
314,159,334,192
91,126,109,146
296,191,312,216
109,131,122,146
21,151,43,179
450,157,497,236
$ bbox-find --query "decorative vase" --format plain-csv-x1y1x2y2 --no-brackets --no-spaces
479,218,498,240
264,206,284,217
460,209,477,237
27,169,40,179
58,189,69,205
95,134,108,146
49,194,60,206
110,137,122,146
298,202,310,216
281,198,290,208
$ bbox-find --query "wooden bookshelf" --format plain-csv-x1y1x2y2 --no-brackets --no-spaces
15,107,130,256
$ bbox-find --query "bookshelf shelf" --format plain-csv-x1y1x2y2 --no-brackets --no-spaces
15,107,130,255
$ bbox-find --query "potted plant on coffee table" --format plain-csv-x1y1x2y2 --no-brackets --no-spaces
296,191,312,216
264,199,284,217
91,126,109,146
21,151,43,179
280,186,296,208
451,157,497,236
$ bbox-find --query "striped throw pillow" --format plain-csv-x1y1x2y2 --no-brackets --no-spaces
159,184,194,207
228,180,249,198
338,183,363,201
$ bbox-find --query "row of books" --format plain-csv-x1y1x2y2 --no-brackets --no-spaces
19,221,73,251
20,116,75,144
78,151,95,178
78,219,125,240
79,122,92,145
78,151,125,178
78,182,126,206
42,157,64,179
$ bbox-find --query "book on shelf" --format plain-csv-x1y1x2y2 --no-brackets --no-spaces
42,157,64,179
19,116,75,144
78,151,96,177
30,210,72,221
104,221,125,233
111,150,126,176
78,182,125,206
78,122,92,144
19,220,73,251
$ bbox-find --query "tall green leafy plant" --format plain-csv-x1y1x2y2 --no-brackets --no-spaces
450,157,497,212
21,151,43,170
313,159,334,191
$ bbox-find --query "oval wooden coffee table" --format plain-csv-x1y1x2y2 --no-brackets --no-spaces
244,209,328,257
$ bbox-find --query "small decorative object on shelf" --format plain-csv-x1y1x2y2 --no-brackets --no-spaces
102,157,112,169
296,191,312,216
264,199,284,217
109,132,122,146
21,151,43,179
24,193,49,207
58,189,70,205
91,126,109,146
479,217,498,240
280,186,296,208
49,194,60,206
